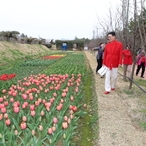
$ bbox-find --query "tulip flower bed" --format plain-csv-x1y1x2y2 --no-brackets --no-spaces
20,59,57,66
43,53,86,75
0,73,86,145
42,54,66,60
0,74,16,81
0,51,96,146
20,53,66,66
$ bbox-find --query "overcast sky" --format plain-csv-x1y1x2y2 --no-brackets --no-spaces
0,0,121,40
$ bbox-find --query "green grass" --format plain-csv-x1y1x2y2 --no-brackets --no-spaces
78,57,98,146
135,78,146,87
140,122,146,130
8,49,24,56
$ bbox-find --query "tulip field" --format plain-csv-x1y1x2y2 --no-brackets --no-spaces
0,51,96,146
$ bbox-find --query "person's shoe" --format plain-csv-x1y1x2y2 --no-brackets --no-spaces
104,91,110,94
141,76,144,78
111,88,115,91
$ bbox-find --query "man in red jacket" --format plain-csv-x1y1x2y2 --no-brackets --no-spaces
103,31,123,94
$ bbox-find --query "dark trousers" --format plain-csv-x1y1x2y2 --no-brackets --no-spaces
96,57,103,73
136,62,145,77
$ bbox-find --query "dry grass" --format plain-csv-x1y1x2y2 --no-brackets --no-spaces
0,41,50,65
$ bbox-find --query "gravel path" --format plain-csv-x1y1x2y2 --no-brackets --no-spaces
84,50,146,146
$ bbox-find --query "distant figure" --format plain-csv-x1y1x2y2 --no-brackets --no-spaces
84,45,88,50
136,47,142,55
136,51,146,78
62,43,67,50
103,31,123,94
122,45,133,80
93,43,105,73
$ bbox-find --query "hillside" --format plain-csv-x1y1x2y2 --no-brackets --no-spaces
0,41,50,65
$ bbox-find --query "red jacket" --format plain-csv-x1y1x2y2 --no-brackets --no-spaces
136,54,146,66
103,40,123,69
122,49,133,65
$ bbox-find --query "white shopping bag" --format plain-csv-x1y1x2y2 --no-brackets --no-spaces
97,65,108,76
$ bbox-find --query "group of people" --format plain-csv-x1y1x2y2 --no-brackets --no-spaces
93,31,146,94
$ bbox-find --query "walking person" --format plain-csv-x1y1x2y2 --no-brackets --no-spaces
102,31,123,94
136,51,146,78
122,45,133,80
93,43,105,74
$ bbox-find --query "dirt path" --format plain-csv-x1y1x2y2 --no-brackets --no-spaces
84,50,146,146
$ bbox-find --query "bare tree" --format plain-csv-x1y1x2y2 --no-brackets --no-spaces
138,0,146,51
121,0,130,45
128,0,137,89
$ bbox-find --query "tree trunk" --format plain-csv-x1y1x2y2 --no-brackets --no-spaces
129,0,137,89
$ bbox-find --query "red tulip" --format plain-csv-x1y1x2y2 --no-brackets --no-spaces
48,128,53,135
12,92,17,97
39,86,43,91
20,122,27,130
70,114,74,119
46,107,50,111
38,98,42,103
62,122,68,129
50,98,54,103
49,86,53,90
44,89,49,93
22,116,27,122
70,110,73,115
10,98,14,103
42,99,46,104
64,116,68,121
32,130,35,136
36,101,40,106
38,125,43,131
76,82,80,86
5,119,11,126
52,126,56,132
30,105,35,111
72,106,77,112
31,110,36,116
40,111,45,116
29,95,34,101
45,102,51,108
69,105,73,110
22,94,28,100
23,101,28,107
4,113,8,118
14,106,20,113
2,89,6,93
56,103,63,111
67,118,71,124
0,104,4,109
37,90,40,94
0,98,3,102
75,87,78,93
62,92,66,97
4,101,8,107
60,99,64,103
14,130,18,135
53,117,58,124
22,104,26,109
70,96,74,101
53,93,57,97
1,107,6,113
83,104,87,108
3,96,6,100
